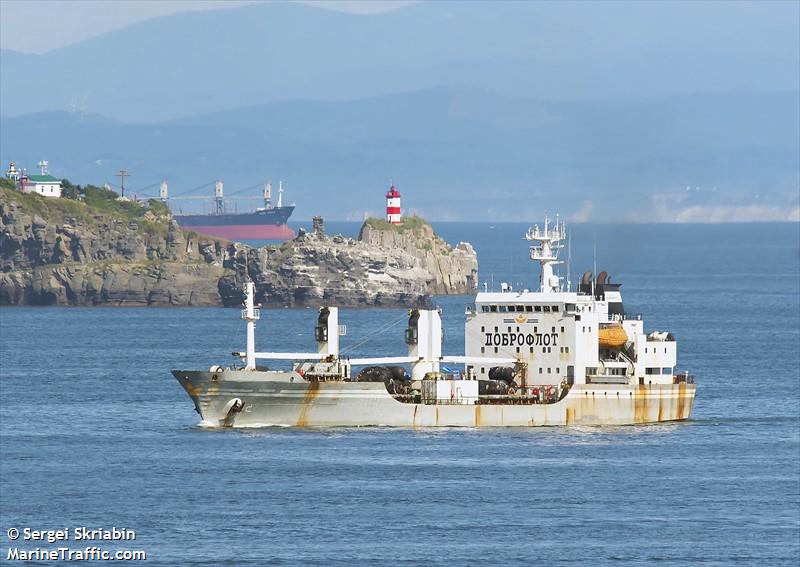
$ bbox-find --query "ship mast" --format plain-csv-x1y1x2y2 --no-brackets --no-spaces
526,214,566,293
242,281,260,370
263,181,272,208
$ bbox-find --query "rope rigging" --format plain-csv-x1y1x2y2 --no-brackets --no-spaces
339,311,410,356
170,180,216,199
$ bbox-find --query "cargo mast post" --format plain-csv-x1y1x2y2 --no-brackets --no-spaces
241,281,259,370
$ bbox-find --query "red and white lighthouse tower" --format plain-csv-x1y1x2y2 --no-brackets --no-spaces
385,183,401,224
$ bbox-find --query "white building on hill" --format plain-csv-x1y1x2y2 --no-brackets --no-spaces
6,160,63,198
23,174,63,198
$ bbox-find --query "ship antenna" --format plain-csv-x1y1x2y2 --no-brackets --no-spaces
526,213,566,293
592,224,597,297
277,181,283,208
567,225,572,292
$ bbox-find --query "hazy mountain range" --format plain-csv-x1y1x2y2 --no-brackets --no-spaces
1,1,798,222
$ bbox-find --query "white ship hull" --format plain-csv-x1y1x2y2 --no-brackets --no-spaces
173,369,696,428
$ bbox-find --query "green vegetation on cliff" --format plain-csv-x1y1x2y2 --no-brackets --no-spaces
0,183,171,236
362,215,429,232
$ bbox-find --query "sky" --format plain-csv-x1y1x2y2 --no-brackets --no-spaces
0,0,796,222
0,0,413,54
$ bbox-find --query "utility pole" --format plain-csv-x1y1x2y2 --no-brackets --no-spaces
115,168,130,198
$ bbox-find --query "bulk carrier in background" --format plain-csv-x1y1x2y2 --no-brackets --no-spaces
171,180,295,240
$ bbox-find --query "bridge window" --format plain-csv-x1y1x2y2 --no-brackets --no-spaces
534,306,542,312
552,305,559,312
544,306,551,312
525,306,533,312
481,306,490,312
645,367,661,375
662,367,672,375
489,305,497,312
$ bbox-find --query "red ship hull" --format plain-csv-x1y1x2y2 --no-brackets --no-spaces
185,224,295,240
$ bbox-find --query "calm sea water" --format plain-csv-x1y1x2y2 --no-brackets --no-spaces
1,223,798,566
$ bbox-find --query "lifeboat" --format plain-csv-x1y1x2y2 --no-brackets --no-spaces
598,324,628,349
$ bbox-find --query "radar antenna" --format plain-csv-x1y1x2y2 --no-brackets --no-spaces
525,214,567,293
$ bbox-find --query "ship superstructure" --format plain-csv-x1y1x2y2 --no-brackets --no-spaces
171,217,695,427
464,216,677,389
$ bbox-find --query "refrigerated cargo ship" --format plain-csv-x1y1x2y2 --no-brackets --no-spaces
171,215,696,427
174,181,295,240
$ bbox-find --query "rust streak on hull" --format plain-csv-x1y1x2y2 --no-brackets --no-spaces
295,380,320,427
634,385,648,424
677,383,687,419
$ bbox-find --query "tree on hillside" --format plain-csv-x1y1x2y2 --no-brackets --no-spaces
61,179,81,200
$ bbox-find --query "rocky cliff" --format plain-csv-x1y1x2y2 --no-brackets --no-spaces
0,189,477,307
220,217,477,307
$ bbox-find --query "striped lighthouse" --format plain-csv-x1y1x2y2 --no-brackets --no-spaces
386,184,401,224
